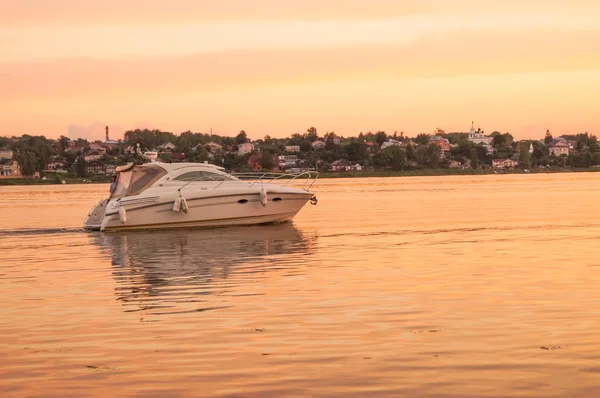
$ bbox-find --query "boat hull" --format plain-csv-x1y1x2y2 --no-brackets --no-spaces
99,191,313,232
83,199,109,231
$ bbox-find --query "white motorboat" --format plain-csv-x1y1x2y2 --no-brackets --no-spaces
84,161,318,232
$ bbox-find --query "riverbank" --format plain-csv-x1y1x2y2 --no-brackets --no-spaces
318,167,600,179
2,167,599,186
0,174,111,186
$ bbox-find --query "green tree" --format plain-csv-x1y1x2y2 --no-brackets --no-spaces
491,132,505,147
20,151,37,176
176,131,197,152
260,151,274,170
583,151,593,167
425,144,442,168
406,142,415,161
470,148,479,169
544,130,553,145
223,153,248,171
372,150,392,168
299,140,312,153
518,142,531,168
416,144,441,168
75,156,87,177
415,133,431,146
306,127,319,142
235,130,248,145
288,133,304,145
74,138,89,148
324,134,340,152
343,141,368,162
588,135,598,153
58,136,71,153
375,131,387,147
388,146,407,170
124,129,176,151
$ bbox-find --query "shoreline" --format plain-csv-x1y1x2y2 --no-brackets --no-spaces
317,167,600,179
1,167,599,186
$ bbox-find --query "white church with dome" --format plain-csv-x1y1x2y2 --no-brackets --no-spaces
468,122,493,153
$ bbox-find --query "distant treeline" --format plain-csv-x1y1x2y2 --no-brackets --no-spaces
1,127,599,176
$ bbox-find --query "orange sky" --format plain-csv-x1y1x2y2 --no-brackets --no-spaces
1,0,599,141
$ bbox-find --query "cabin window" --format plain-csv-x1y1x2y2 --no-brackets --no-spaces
173,171,235,182
112,171,132,198
128,166,167,196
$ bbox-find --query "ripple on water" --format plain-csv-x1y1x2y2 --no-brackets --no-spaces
2,176,600,396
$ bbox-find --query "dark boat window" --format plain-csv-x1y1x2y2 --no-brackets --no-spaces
173,171,235,182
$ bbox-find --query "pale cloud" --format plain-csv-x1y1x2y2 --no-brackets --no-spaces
2,7,600,62
67,122,124,142
4,64,599,140
2,0,597,26
0,0,465,26
2,29,599,99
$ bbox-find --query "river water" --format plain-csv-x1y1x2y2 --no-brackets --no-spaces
1,174,600,397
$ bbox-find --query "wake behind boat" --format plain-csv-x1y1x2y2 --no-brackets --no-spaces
83,161,318,232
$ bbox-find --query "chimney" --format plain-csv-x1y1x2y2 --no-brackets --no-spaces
105,126,109,142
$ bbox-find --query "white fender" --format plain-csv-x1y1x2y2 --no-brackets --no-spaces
260,188,267,207
118,206,127,224
181,197,189,214
172,197,181,213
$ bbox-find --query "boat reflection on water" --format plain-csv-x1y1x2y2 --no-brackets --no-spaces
90,223,317,316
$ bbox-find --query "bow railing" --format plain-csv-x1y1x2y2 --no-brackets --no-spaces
230,171,319,191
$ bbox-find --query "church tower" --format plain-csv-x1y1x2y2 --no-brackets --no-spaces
105,126,109,142
469,121,476,138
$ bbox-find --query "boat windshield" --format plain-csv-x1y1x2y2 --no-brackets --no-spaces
112,165,167,198
172,170,238,182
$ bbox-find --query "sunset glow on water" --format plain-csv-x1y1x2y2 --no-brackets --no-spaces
2,174,600,396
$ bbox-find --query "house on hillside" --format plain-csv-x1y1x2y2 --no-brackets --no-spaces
172,153,187,162
105,165,117,175
285,145,300,153
324,133,341,145
84,151,103,162
330,159,363,172
44,159,67,173
468,122,493,153
89,143,107,154
492,158,518,169
237,142,255,155
429,136,451,152
278,155,298,169
157,142,176,154
0,160,21,177
0,149,14,160
86,161,106,175
206,142,222,153
380,139,405,150
312,140,326,150
548,139,570,156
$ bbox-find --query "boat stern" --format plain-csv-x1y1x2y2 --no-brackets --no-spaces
83,199,109,231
